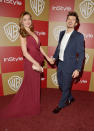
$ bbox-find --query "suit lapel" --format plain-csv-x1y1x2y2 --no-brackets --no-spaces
58,30,76,52
65,30,76,50
58,31,65,50
59,31,65,44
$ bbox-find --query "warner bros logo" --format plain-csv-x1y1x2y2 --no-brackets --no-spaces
85,53,89,64
3,22,19,42
51,72,58,86
8,76,23,91
30,0,45,16
79,0,94,19
53,26,66,41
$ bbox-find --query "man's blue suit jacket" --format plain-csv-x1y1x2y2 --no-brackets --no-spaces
53,30,85,74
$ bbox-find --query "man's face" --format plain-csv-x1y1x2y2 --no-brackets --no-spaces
66,16,77,29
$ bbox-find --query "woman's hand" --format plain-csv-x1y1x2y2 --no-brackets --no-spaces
32,63,43,72
47,57,55,65
40,47,55,65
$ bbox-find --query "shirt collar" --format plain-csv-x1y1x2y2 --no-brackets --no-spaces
65,30,74,35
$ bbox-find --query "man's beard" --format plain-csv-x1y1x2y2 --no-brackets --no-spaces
67,26,74,29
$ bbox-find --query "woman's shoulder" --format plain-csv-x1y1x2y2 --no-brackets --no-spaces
19,35,27,44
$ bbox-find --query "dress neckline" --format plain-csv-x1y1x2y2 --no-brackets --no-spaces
28,32,39,45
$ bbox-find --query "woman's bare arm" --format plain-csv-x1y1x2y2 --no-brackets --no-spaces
40,47,54,64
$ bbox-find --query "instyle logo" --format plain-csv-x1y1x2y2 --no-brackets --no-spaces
51,72,58,86
3,22,19,42
53,26,66,41
79,0,94,19
41,77,45,80
35,31,46,36
4,57,23,62
30,0,45,16
80,80,87,84
0,0,22,6
8,76,23,91
83,33,93,39
52,6,71,11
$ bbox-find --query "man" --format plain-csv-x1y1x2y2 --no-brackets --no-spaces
52,11,85,114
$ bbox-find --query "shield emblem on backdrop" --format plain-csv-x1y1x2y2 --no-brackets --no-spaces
51,72,58,86
79,0,94,19
85,53,89,64
3,22,19,42
53,26,66,41
8,76,23,92
30,0,45,16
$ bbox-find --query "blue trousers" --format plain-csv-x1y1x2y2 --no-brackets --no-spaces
57,60,73,108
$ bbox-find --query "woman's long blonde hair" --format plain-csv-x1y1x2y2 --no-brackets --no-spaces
19,11,34,37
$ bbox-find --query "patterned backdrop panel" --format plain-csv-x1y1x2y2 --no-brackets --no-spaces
0,74,3,96
89,72,94,92
25,0,49,21
74,0,94,23
0,0,25,18
0,17,20,46
33,20,48,46
84,49,94,72
0,47,24,73
72,71,91,91
49,0,75,22
2,71,24,95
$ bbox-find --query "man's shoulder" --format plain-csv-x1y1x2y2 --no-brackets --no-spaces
74,30,84,37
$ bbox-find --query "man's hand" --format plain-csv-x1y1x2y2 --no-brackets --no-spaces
72,70,80,78
47,57,55,65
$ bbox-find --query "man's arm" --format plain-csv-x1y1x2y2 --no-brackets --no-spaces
72,34,85,78
76,34,85,71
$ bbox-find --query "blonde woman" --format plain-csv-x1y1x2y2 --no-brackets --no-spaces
0,11,53,119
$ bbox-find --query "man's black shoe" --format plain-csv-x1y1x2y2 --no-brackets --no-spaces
69,98,75,104
52,106,62,114
66,98,75,105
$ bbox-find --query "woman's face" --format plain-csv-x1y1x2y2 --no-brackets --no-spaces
22,14,32,28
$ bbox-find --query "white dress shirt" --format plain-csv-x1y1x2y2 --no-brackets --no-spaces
59,30,74,61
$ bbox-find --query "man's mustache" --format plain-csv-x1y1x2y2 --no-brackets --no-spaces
68,22,72,24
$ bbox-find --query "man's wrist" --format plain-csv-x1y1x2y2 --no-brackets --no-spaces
51,56,56,61
53,57,55,60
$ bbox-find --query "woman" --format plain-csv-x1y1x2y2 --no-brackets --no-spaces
0,11,52,119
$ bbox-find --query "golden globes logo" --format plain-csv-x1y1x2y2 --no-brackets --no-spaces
3,22,19,42
30,0,45,16
79,0,94,19
51,72,58,86
53,26,66,41
8,76,23,92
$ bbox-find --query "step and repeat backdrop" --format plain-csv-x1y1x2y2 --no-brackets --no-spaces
0,0,94,96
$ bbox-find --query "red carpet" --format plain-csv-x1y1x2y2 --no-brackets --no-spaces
0,88,94,131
